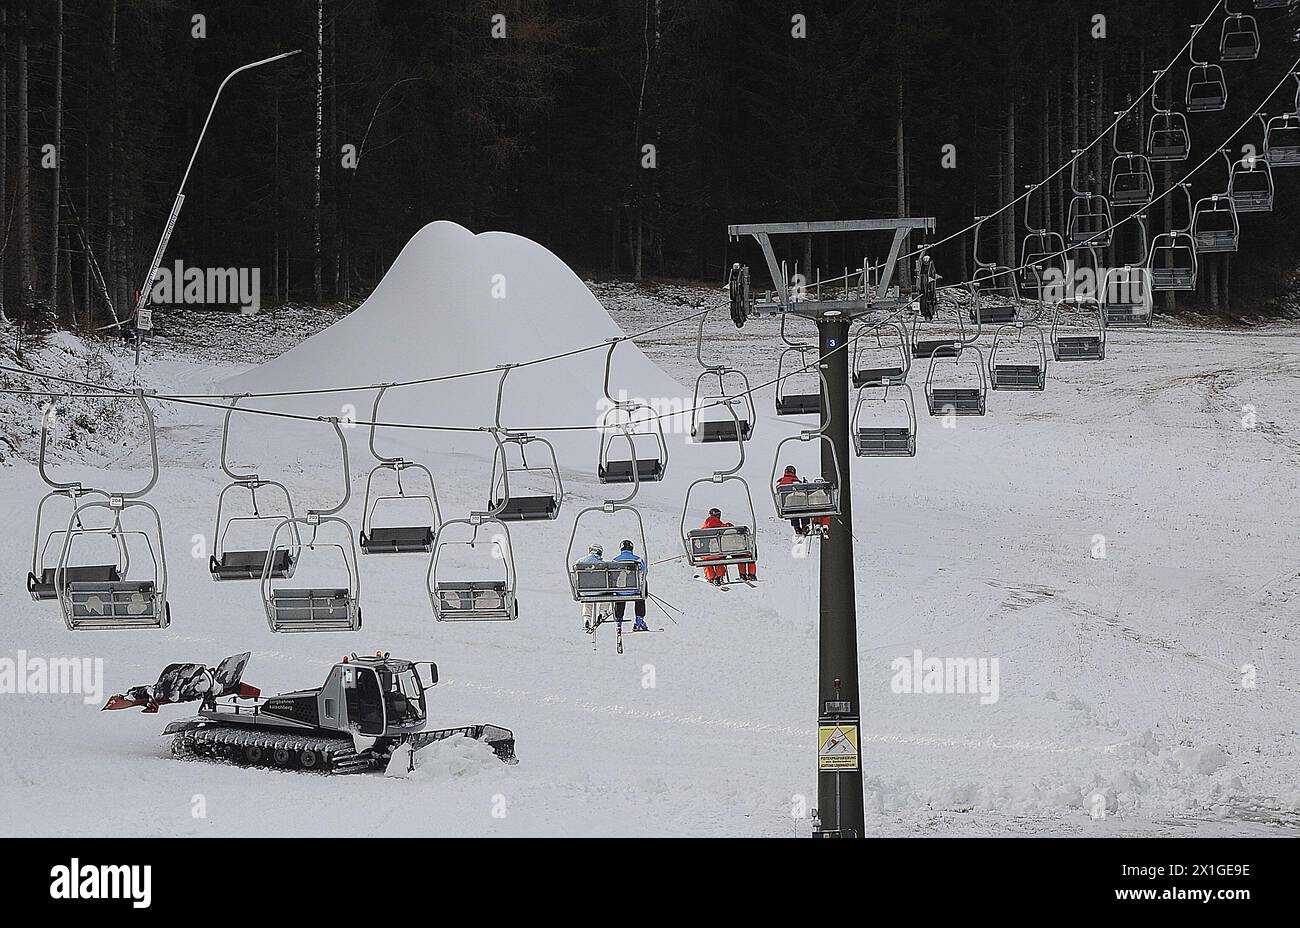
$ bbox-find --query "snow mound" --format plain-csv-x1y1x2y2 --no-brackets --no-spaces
221,221,695,466
405,735,503,781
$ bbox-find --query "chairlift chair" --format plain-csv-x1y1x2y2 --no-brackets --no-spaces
1147,109,1191,163
488,431,564,521
597,340,669,484
260,420,362,633
428,515,518,621
925,344,988,416
1186,27,1228,113
28,400,125,600
1229,156,1275,212
567,432,650,605
1051,299,1107,362
852,321,910,388
989,323,1048,391
1220,6,1261,62
852,384,917,457
1101,266,1155,327
971,266,1020,326
39,392,172,630
1264,114,1300,167
359,385,441,554
1147,185,1199,291
209,396,299,580
775,346,823,416
1019,187,1068,303
1110,154,1155,208
770,370,842,523
56,496,171,631
1191,194,1240,254
1067,155,1114,248
680,431,758,569
689,311,756,442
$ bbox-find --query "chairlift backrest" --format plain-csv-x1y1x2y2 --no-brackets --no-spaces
428,516,518,621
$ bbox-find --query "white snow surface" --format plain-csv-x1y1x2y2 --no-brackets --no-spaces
1,221,1298,837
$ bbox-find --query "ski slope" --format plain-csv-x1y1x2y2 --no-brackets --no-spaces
1,223,1298,837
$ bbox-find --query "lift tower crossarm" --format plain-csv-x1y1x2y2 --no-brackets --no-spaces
728,219,936,312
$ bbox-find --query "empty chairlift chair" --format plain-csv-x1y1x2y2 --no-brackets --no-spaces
1264,113,1300,167
989,323,1048,391
689,310,756,442
852,321,910,388
1192,195,1240,254
1067,156,1114,248
49,393,171,630
969,214,1018,325
775,346,823,416
428,515,518,621
1186,28,1228,113
261,420,362,633
209,397,298,580
28,485,123,600
1147,94,1191,163
926,344,988,416
1051,299,1107,362
1019,192,1068,303
1229,155,1275,213
359,385,441,554
597,339,669,484
1220,5,1261,62
852,383,917,457
1147,185,1199,292
1102,266,1155,327
487,431,564,522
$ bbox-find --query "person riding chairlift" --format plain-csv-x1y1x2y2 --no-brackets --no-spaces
578,543,612,633
701,507,756,585
612,539,650,632
775,465,831,538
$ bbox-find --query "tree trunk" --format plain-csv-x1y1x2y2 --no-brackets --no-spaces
16,2,34,315
50,0,65,321
0,8,8,323
313,0,324,305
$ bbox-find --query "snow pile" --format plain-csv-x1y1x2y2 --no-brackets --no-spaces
401,735,503,782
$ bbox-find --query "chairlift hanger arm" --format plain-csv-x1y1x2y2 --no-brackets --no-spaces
309,419,352,518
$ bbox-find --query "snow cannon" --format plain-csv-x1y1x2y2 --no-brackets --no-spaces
106,651,517,774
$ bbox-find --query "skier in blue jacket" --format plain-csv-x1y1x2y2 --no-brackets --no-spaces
612,539,650,632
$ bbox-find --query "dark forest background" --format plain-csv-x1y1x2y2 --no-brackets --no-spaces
1,0,1299,334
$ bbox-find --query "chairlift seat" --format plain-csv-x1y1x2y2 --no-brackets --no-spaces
776,394,821,417
64,580,170,630
28,564,121,601
1054,336,1105,362
775,481,838,519
572,562,645,600
1111,173,1153,206
1187,82,1226,113
854,428,915,457
1193,229,1238,254
267,587,361,632
1149,130,1190,162
695,420,753,443
990,364,1045,391
913,339,960,360
433,581,516,621
927,389,986,416
1151,266,1197,291
492,494,560,522
360,526,434,555
972,305,1017,325
686,526,755,566
1104,304,1151,327
210,549,294,581
853,365,906,388
600,459,665,484
1221,31,1259,62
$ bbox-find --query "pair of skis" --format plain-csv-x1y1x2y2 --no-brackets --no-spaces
693,574,763,591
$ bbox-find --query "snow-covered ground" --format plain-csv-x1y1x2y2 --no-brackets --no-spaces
1,225,1298,837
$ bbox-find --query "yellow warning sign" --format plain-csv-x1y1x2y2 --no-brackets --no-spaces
818,724,860,771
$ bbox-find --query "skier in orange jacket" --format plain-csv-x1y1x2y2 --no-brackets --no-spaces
701,507,756,585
